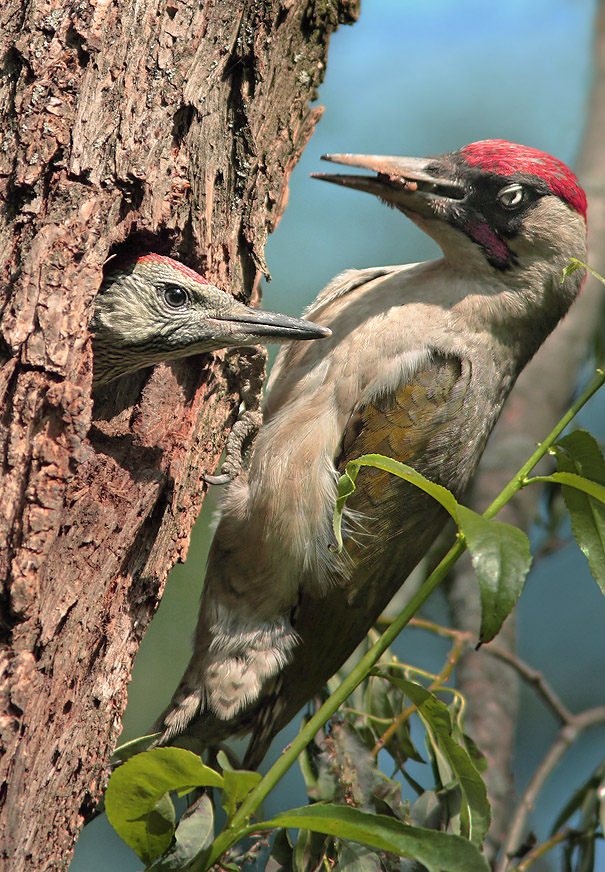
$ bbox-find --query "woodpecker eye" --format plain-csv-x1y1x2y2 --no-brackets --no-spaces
163,284,189,308
497,184,525,209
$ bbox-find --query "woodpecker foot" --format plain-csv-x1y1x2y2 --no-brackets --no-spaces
204,409,263,485
203,472,233,486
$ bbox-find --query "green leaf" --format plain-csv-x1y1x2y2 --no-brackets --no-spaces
365,673,423,764
105,747,223,865
554,431,605,595
551,758,605,833
376,676,490,845
336,840,383,871
221,768,263,821
332,454,459,551
216,749,262,820
562,257,604,285
562,258,586,280
535,471,605,505
113,733,161,763
271,828,294,867
332,463,361,551
557,430,605,481
215,749,234,772
460,732,488,775
261,805,489,872
456,505,532,642
150,794,214,871
371,776,407,821
292,827,330,872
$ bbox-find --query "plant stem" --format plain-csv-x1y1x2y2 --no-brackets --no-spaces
195,368,605,871
481,369,605,520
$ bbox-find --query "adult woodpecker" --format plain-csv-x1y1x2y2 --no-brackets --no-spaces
157,141,587,765
90,253,331,386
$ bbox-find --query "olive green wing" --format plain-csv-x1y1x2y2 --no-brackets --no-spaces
336,353,469,581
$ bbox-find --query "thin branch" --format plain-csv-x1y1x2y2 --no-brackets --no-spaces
371,633,467,757
406,617,471,639
515,826,575,871
388,618,605,869
483,643,573,724
406,619,574,723
496,706,605,872
370,624,577,757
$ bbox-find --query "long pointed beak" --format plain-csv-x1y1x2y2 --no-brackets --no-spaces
210,308,331,343
311,153,464,215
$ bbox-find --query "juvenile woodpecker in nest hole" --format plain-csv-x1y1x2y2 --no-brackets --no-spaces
157,141,587,767
90,253,330,387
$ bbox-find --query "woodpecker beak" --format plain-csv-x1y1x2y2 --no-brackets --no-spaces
312,154,464,216
209,308,331,343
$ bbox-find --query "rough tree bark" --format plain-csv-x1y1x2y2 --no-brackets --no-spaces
0,1,360,869
446,5,605,861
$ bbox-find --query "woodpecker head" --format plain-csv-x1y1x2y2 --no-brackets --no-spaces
90,254,331,386
313,140,587,281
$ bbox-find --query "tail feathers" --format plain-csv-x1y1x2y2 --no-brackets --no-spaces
156,614,298,745
157,682,205,743
205,614,298,719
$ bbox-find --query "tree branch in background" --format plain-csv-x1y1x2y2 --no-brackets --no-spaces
445,2,605,858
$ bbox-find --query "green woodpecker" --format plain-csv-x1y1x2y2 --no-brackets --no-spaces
90,253,330,386
157,141,587,766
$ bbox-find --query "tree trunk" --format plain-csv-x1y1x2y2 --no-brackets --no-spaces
0,1,360,868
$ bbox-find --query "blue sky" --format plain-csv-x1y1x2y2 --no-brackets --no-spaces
264,0,595,315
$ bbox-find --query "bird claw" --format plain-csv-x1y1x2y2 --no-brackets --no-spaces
203,472,234,486
204,409,263,485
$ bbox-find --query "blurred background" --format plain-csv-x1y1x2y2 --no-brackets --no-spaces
72,1,605,868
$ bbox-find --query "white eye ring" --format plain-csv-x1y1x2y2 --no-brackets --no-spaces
498,184,525,209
